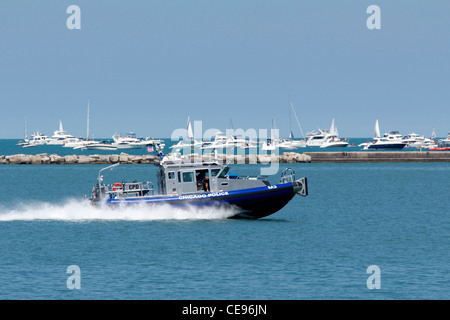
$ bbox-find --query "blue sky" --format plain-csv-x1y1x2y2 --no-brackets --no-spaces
0,1,449,139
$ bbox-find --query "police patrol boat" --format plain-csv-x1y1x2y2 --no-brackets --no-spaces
88,156,308,219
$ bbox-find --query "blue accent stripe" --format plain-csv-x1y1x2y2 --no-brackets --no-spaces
106,182,295,206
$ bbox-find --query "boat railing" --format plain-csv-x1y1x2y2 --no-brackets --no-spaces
103,181,154,197
227,174,268,181
280,168,296,184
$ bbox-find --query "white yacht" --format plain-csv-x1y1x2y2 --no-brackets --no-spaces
63,138,102,149
202,131,229,150
112,133,164,150
440,132,450,144
364,129,406,150
46,120,79,145
86,142,118,150
305,130,327,147
362,120,404,150
277,139,297,150
402,133,436,149
320,118,349,148
261,139,278,151
112,132,146,149
278,131,306,149
320,135,349,148
28,132,49,146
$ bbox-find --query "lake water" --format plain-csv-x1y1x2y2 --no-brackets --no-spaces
0,139,449,300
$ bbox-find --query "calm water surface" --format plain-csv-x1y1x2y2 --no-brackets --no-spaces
0,144,449,299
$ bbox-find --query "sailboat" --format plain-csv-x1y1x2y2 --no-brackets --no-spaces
320,118,349,148
17,118,36,148
63,100,102,149
279,100,307,149
170,117,203,150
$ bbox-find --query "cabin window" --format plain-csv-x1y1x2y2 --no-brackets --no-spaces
211,169,220,177
167,171,175,180
218,167,230,178
182,171,194,182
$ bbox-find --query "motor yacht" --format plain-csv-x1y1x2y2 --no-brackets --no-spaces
402,133,436,148
320,135,349,148
440,132,450,144
365,131,406,150
28,132,49,146
305,130,327,147
63,139,102,149
319,118,349,148
46,120,79,145
201,131,229,150
112,132,145,149
85,142,118,151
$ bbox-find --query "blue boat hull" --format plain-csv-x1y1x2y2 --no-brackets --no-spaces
102,182,302,219
367,143,406,150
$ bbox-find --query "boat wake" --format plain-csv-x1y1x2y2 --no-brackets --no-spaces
0,199,238,222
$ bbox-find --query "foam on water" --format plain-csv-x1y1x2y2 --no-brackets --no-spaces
0,199,237,221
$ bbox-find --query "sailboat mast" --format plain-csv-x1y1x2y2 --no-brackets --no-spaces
289,104,293,139
290,100,305,139
87,100,90,140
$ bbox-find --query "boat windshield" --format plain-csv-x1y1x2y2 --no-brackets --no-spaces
211,168,221,177
218,167,230,178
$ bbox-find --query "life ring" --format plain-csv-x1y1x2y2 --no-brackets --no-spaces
113,182,123,191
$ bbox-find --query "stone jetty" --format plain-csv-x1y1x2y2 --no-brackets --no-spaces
0,152,312,165
0,153,159,165
1,151,449,164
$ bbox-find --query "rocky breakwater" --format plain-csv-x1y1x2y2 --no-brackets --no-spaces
0,152,312,164
0,153,159,165
165,152,311,164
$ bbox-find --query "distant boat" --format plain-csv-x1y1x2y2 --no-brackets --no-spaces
285,100,306,148
16,118,31,147
440,131,450,144
402,133,437,149
261,117,279,151
28,132,49,146
170,116,203,150
305,130,327,147
320,118,349,148
202,131,229,150
46,120,80,145
63,100,103,149
112,132,145,149
86,142,118,150
364,121,406,150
